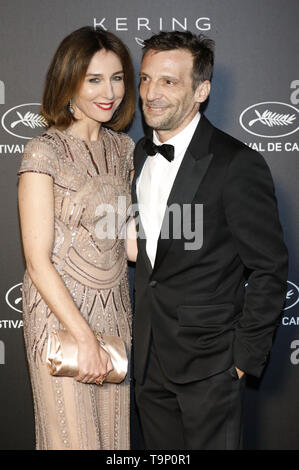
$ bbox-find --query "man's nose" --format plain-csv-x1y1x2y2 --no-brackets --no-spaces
145,81,161,102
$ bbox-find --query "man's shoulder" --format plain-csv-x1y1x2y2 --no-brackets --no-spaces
210,123,248,155
133,136,147,163
206,119,265,168
208,126,271,185
135,135,146,149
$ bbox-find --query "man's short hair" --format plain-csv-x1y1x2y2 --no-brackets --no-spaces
142,31,215,90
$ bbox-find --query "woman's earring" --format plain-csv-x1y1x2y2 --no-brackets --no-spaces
69,100,75,115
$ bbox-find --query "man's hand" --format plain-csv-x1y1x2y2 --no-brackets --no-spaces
235,366,245,380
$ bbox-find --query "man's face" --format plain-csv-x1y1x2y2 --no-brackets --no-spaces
139,48,210,140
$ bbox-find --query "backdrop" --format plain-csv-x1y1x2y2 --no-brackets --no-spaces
0,0,298,450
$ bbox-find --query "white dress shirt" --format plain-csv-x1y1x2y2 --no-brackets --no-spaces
136,112,201,267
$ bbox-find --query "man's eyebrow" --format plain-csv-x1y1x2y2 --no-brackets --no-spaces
139,72,178,80
161,75,179,80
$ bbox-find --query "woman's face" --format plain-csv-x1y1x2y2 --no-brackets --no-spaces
72,49,125,125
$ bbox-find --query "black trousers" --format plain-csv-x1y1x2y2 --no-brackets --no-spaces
135,339,245,450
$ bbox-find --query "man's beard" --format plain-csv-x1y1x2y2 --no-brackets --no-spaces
143,103,178,131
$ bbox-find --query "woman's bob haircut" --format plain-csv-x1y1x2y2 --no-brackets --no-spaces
42,26,136,131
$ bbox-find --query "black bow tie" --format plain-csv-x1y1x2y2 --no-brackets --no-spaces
143,138,175,162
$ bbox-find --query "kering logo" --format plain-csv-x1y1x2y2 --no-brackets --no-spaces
5,283,22,313
239,102,299,138
93,16,212,47
0,340,4,365
0,80,4,104
1,103,47,139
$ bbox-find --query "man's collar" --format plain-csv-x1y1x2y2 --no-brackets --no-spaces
153,112,201,158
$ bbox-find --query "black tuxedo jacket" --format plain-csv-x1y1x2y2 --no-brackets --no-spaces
132,115,288,385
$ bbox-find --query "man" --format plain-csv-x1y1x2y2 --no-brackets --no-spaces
131,31,288,450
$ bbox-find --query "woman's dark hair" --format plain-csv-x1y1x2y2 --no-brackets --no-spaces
42,26,136,131
142,31,214,90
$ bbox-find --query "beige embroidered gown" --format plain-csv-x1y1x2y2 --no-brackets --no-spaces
18,127,134,450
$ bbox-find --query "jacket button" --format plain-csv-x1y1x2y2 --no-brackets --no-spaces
149,280,157,287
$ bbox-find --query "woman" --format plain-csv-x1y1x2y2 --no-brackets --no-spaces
18,26,137,450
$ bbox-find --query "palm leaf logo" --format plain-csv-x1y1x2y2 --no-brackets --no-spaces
249,109,296,128
11,111,47,129
286,289,294,300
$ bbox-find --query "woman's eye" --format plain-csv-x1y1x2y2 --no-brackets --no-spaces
89,78,100,83
113,75,124,81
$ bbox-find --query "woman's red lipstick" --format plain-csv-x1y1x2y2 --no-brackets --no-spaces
95,102,114,110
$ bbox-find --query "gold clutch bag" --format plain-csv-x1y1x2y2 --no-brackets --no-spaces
46,329,128,384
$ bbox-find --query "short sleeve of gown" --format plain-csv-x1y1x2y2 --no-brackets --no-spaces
18,136,59,181
121,134,135,179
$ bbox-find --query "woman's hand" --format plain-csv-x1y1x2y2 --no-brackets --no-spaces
75,336,114,384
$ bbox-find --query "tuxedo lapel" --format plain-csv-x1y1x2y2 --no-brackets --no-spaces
132,137,148,206
153,115,214,274
132,138,153,273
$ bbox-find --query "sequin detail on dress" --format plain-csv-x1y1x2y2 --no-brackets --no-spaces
18,127,134,450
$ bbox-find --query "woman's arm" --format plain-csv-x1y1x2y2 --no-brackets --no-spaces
18,172,112,383
126,168,138,263
126,217,138,262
